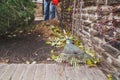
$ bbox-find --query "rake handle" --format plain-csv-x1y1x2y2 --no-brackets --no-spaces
55,6,68,39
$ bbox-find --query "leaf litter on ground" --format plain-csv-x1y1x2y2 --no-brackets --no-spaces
37,22,100,67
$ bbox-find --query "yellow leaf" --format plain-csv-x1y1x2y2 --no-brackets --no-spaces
78,45,84,50
86,49,91,54
66,7,72,12
86,59,96,67
26,61,30,64
51,54,57,60
107,74,112,80
50,50,54,53
45,41,51,44
86,49,95,57
51,50,58,60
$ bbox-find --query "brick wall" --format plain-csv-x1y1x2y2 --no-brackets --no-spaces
69,0,120,79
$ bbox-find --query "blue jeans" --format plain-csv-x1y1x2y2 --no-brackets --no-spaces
44,0,55,21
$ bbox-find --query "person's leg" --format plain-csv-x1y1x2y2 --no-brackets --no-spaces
44,0,49,20
49,1,55,20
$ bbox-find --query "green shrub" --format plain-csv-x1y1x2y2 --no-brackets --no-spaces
0,0,35,35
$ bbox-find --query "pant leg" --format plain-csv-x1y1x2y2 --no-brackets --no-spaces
44,0,49,20
49,1,55,20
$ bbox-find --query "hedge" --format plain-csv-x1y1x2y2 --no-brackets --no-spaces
0,0,35,35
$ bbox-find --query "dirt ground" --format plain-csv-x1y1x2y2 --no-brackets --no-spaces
0,19,62,64
0,3,63,64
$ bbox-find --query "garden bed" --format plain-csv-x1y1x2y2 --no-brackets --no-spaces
0,19,62,64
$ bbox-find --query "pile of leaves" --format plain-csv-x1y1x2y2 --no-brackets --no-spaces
41,22,100,67
45,25,80,48
0,0,35,35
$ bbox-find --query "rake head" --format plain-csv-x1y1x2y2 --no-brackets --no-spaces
63,39,94,61
64,39,84,55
